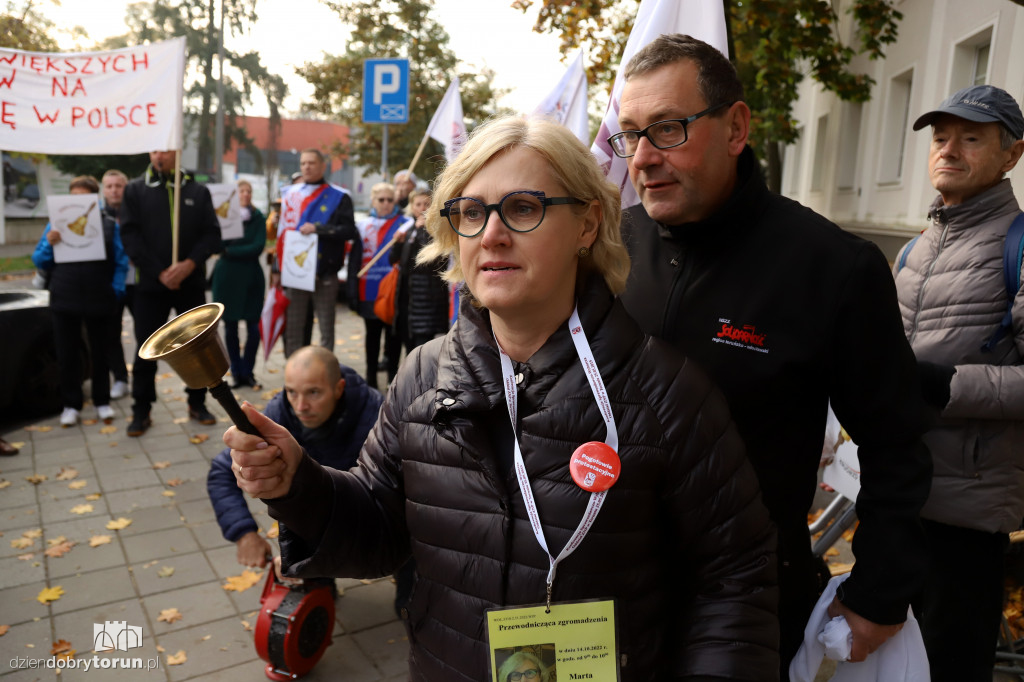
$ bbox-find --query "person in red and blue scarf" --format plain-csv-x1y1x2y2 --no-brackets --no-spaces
353,183,412,389
274,149,357,358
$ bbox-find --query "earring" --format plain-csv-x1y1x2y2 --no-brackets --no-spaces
577,246,591,258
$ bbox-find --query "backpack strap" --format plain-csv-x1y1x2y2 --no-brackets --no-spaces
896,234,920,273
980,212,1024,353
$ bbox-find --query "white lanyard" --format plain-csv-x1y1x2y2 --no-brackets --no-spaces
495,306,617,610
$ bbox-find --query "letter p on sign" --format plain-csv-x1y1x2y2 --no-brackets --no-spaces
373,64,400,105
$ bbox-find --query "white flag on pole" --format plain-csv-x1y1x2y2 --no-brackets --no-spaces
533,50,589,145
0,37,186,154
592,0,727,208
425,77,467,162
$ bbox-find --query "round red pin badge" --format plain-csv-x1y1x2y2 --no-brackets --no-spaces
569,442,621,492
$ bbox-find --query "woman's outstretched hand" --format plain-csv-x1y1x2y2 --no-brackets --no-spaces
224,402,303,499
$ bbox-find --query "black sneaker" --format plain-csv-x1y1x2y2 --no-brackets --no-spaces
126,415,151,437
188,406,216,425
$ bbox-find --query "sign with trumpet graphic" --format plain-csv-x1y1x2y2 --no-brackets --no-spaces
207,183,243,240
280,230,318,292
45,195,107,263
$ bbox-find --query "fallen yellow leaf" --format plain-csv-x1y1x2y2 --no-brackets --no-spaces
46,536,67,546
156,645,165,653
266,522,279,539
67,480,87,490
173,417,188,424
240,620,251,631
55,467,78,481
23,529,42,539
166,478,184,487
17,553,34,561
166,650,187,665
81,418,98,426
99,425,117,435
0,480,10,489
85,493,102,501
70,504,94,515
36,585,64,604
157,372,173,381
106,518,132,531
222,569,263,592
161,490,175,497
188,434,210,444
266,368,279,373
6,441,24,449
152,461,171,470
24,474,47,484
10,537,33,550
825,547,841,557
200,634,211,641
44,541,75,558
0,624,9,636
88,535,112,547
50,639,73,655
24,425,52,433
157,566,175,578
157,608,183,624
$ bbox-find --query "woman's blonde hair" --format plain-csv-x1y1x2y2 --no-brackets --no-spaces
370,182,395,200
419,115,629,295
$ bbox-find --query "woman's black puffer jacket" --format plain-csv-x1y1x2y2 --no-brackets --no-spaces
270,276,779,681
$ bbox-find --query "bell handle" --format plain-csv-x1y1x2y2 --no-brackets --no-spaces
209,381,260,436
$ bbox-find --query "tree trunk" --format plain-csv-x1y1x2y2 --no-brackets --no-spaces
196,0,216,175
766,141,783,194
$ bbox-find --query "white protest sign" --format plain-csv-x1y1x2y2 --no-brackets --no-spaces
208,183,243,241
46,194,106,263
0,37,185,154
280,230,317,292
822,440,862,502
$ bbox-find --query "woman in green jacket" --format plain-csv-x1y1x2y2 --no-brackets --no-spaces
212,179,266,389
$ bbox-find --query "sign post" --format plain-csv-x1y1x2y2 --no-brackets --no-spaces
362,58,409,181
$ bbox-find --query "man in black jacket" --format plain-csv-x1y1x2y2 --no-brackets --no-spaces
207,346,382,567
120,150,222,437
612,34,933,677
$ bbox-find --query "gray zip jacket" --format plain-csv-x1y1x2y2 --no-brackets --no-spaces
895,179,1024,534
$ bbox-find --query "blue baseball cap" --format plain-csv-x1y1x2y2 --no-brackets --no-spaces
913,85,1024,139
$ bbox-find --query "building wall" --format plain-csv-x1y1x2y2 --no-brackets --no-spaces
784,0,1024,259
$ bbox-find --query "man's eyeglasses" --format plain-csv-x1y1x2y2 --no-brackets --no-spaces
607,101,733,158
507,669,540,681
440,190,585,238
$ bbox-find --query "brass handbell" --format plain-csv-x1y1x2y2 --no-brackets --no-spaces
139,303,258,435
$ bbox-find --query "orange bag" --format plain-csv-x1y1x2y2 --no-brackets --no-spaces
373,265,400,325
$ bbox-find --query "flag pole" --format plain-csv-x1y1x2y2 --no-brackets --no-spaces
356,232,402,278
406,130,431,178
172,149,181,265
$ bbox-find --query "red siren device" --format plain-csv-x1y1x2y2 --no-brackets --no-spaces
254,570,336,680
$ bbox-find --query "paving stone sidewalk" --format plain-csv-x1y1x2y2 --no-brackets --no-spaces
0,301,408,681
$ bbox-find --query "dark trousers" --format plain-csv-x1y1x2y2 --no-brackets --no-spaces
132,287,208,417
105,287,133,383
363,317,400,390
778,525,821,682
52,310,113,410
913,518,1008,682
224,318,260,382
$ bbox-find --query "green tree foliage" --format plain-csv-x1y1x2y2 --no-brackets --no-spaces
514,0,902,192
0,0,79,51
114,0,288,178
298,0,509,183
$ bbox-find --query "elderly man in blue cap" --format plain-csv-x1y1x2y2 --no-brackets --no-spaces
895,84,1024,680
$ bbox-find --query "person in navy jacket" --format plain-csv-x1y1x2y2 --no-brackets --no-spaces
207,346,382,567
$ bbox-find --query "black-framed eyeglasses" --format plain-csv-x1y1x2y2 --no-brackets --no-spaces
508,669,540,682
440,190,585,238
607,101,733,158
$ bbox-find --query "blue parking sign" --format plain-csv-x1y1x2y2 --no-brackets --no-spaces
363,59,409,124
